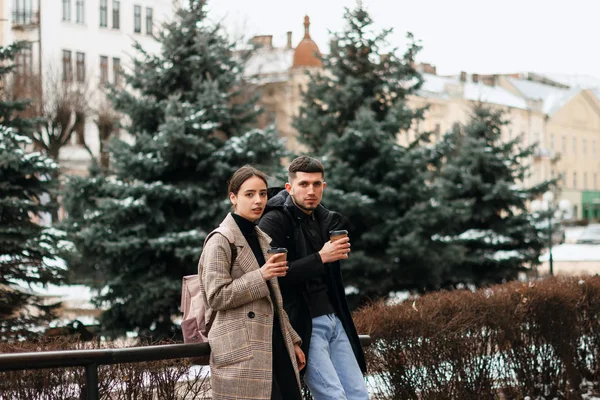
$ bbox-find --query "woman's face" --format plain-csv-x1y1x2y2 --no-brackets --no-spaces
230,176,268,221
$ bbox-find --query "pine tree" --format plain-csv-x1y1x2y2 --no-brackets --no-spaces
62,1,285,339
294,7,424,153
0,43,65,340
294,6,460,303
434,105,552,285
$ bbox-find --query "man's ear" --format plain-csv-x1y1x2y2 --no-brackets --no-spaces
285,183,292,193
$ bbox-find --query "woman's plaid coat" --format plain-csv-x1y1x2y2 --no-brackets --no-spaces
198,213,302,399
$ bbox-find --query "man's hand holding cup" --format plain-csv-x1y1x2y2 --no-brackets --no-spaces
319,230,350,263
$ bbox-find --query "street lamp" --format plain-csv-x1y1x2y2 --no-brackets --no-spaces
542,191,555,276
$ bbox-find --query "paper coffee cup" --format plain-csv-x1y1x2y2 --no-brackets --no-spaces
329,230,348,242
267,247,287,261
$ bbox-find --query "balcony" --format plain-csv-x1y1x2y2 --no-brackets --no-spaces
12,11,40,28
533,147,555,160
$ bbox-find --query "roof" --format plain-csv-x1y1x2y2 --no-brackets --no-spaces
537,73,600,89
243,47,294,83
419,73,529,110
293,16,322,68
506,77,580,115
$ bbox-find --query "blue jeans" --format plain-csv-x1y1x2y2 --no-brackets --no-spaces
303,314,369,400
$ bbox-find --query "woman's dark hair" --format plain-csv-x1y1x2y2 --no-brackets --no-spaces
288,156,324,182
228,165,269,195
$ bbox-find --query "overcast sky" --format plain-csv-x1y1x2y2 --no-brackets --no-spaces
205,0,600,78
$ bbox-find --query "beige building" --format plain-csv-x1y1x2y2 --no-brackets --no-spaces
498,74,600,220
245,16,322,152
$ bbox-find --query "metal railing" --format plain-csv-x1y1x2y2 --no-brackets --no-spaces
0,335,371,400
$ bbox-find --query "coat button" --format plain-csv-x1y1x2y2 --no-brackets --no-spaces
247,311,255,319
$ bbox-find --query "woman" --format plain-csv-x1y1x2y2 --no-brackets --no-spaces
198,166,305,400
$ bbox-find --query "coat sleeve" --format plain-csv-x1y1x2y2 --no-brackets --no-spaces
200,234,270,311
259,211,326,289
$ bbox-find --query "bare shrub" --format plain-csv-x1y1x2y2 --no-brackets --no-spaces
354,276,600,399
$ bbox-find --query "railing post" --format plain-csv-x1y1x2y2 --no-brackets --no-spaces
85,363,99,400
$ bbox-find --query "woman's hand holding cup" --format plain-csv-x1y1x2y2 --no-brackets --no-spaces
260,248,288,280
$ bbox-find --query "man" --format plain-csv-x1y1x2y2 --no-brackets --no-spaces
259,156,368,400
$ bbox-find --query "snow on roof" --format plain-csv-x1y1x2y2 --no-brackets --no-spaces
244,47,293,80
506,77,580,115
463,81,528,110
419,73,528,110
537,73,600,89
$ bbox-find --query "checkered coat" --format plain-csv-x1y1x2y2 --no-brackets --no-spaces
198,213,302,400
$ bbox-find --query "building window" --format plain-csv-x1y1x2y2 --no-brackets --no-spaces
573,172,577,189
434,123,441,142
99,0,107,27
112,1,120,29
549,134,554,151
100,55,108,84
584,172,588,190
12,0,39,25
562,136,567,155
14,46,33,78
573,138,577,156
75,0,84,23
113,57,121,86
146,7,153,35
62,50,73,82
583,139,587,157
134,5,141,33
76,52,85,82
62,0,71,21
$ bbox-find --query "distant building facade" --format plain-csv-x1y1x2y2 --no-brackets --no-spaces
5,0,176,175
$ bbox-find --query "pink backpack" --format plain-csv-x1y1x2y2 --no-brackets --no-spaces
181,227,236,363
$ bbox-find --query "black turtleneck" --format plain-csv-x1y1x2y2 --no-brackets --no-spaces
231,213,266,266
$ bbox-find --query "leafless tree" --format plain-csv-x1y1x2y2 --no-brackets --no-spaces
94,94,120,171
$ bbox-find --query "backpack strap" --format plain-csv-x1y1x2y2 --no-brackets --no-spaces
204,226,237,264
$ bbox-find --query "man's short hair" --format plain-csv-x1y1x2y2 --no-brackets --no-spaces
288,156,325,182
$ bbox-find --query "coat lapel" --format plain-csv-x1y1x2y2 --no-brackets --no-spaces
219,213,273,276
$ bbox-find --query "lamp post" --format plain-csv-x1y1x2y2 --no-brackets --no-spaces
543,191,555,276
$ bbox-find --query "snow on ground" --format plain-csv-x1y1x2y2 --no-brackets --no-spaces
540,244,600,262
538,229,600,275
566,226,586,243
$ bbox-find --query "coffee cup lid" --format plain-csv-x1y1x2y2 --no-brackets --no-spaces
267,247,287,253
329,230,348,236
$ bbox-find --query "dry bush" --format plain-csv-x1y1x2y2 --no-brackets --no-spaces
0,337,210,399
354,276,600,400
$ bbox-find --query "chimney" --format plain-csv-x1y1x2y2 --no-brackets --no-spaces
472,73,479,83
421,63,436,75
250,35,273,48
286,31,293,49
460,71,467,82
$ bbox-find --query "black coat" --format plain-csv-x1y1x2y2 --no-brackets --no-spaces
258,190,367,374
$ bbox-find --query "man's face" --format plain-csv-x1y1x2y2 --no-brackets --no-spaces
286,172,326,214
